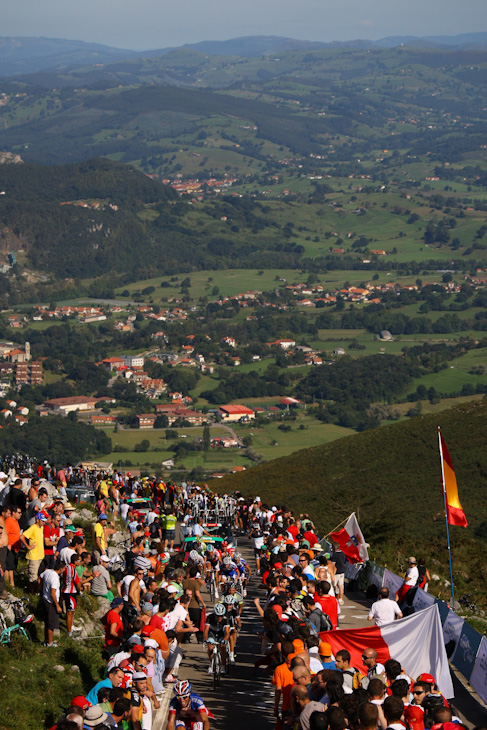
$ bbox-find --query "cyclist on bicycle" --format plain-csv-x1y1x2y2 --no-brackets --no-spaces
220,556,237,583
167,680,210,730
233,552,251,596
222,591,242,664
205,544,221,595
203,602,231,674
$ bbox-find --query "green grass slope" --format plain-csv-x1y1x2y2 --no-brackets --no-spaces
220,399,487,600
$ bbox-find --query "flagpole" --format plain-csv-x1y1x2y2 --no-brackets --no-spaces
323,514,350,540
438,427,455,607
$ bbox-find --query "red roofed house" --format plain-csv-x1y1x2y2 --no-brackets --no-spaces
136,414,156,429
218,405,255,422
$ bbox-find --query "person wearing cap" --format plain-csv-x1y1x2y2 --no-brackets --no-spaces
83,704,110,728
129,672,158,730
104,597,125,654
318,641,336,669
93,513,115,565
43,511,62,570
91,554,114,603
39,558,65,647
20,510,47,591
25,486,49,528
396,557,419,604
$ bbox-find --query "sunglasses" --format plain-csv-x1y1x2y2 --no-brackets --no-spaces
413,690,425,695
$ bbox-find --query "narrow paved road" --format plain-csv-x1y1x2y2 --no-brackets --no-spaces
152,535,486,729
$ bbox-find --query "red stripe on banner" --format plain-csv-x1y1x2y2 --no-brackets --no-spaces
446,503,468,528
320,624,391,673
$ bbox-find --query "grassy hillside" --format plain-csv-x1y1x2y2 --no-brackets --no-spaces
219,399,487,602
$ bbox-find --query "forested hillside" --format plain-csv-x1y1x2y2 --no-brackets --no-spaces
218,399,487,598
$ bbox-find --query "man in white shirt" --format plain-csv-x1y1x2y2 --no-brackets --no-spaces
40,560,64,647
368,587,403,626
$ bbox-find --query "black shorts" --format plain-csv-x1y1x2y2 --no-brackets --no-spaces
63,594,77,611
43,598,60,630
5,549,18,571
44,554,55,570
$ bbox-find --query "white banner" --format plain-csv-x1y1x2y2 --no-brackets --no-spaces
382,569,404,598
442,609,465,654
469,636,487,705
412,587,436,612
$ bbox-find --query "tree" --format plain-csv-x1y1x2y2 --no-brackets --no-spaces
203,424,211,452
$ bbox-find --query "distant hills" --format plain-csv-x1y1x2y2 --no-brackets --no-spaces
2,32,487,76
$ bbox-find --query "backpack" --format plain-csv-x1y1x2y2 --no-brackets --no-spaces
309,608,333,633
344,667,365,690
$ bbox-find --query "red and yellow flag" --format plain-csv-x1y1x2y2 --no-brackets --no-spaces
438,428,468,528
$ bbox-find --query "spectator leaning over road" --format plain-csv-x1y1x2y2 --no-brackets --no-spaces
20,511,47,592
368,587,403,626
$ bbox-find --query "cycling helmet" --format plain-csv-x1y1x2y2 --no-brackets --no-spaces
223,557,232,566
206,544,214,553
189,550,199,561
223,594,234,605
234,553,242,560
213,602,226,616
174,680,191,697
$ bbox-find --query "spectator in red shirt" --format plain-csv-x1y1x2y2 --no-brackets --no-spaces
314,580,339,629
105,597,125,655
44,513,61,569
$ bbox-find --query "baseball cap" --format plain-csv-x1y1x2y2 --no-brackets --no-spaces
404,706,425,730
417,672,435,685
131,644,144,654
35,513,47,521
99,555,110,563
110,597,123,608
144,639,159,649
167,585,178,594
70,696,92,710
132,672,147,682
408,556,417,564
319,641,332,657
99,514,108,521
141,625,154,637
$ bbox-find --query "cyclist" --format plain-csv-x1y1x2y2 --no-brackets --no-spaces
167,680,210,730
234,552,251,596
222,589,242,664
220,556,238,583
205,544,221,596
203,602,231,674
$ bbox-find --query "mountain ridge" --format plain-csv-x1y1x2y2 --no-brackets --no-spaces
2,32,487,77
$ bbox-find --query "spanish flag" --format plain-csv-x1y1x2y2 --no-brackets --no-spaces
438,428,468,528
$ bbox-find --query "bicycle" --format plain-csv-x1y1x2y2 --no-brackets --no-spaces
0,597,34,645
206,569,218,601
209,641,222,690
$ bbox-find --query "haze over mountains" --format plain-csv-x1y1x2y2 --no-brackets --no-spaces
2,32,487,77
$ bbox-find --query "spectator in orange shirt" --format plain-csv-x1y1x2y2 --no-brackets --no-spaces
4,505,22,585
273,641,296,723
